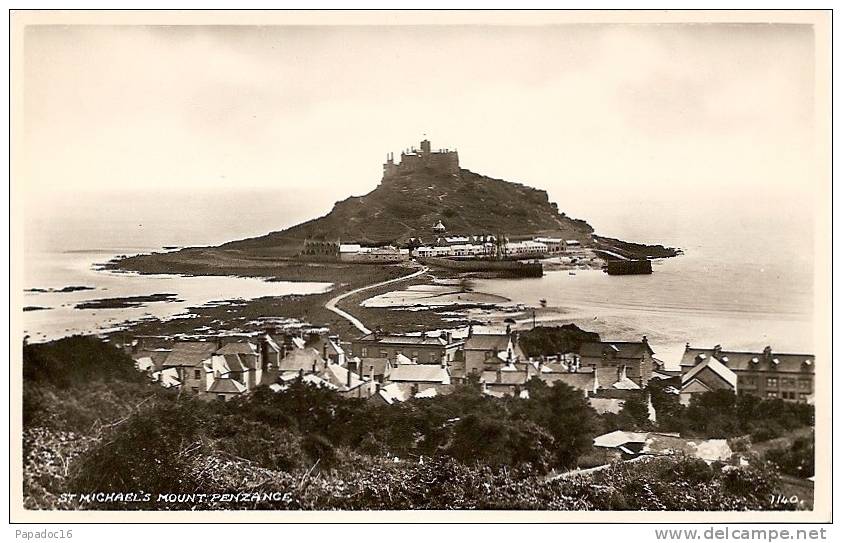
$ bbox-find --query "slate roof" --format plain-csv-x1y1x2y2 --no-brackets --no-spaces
464,334,515,351
215,341,258,356
207,378,247,395
132,349,170,371
681,346,814,374
543,371,598,392
579,341,654,360
356,357,392,377
481,369,528,386
376,383,413,405
388,364,450,384
278,348,326,373
320,364,365,391
357,333,455,347
681,355,738,390
612,376,642,390
162,342,218,368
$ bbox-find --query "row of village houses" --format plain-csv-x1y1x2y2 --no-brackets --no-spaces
130,325,815,409
302,234,583,263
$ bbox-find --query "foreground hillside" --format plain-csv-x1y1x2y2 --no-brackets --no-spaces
23,337,811,511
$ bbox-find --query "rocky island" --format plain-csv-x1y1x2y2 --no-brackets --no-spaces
109,139,678,283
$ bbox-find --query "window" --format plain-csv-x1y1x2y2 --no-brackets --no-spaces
782,391,795,400
799,393,810,401
799,379,812,391
217,395,225,401
782,378,796,388
741,376,757,387
484,351,493,360
430,353,438,363
361,347,368,357
194,369,202,380
191,386,199,393
766,377,778,388
379,350,388,358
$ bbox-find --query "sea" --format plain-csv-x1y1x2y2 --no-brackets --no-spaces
21,189,334,343
21,186,817,366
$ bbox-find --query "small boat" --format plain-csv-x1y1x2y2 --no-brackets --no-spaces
568,271,576,276
539,299,547,308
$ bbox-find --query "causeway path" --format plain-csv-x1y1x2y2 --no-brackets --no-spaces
324,265,430,335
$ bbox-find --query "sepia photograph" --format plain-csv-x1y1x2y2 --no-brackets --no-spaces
9,9,832,523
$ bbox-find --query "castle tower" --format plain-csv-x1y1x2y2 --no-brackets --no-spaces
420,139,431,154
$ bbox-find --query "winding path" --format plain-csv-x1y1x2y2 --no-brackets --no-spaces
324,265,430,335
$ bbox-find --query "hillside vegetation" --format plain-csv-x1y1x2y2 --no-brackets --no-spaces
22,337,811,511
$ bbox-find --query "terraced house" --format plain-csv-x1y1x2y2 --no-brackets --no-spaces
681,344,815,403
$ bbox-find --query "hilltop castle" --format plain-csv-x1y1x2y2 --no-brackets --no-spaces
383,139,460,179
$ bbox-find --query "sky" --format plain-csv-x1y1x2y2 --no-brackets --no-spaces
21,22,818,237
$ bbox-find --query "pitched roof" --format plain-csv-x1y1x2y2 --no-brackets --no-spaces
612,376,642,390
207,378,247,395
215,341,258,356
376,383,413,405
356,357,392,377
320,364,365,391
681,355,738,390
162,342,218,368
681,346,814,374
132,349,170,371
222,353,247,373
464,334,514,351
594,430,649,448
544,371,597,392
579,341,654,360
388,364,450,384
278,348,326,373
357,333,453,347
481,369,528,386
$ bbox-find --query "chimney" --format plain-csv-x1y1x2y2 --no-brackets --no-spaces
322,342,328,361
298,368,304,380
375,382,381,394
506,324,511,337
763,345,773,362
496,368,502,383
216,337,223,350
445,331,453,344
259,336,269,371
311,360,317,374
346,365,352,388
467,324,474,338
713,344,722,359
369,365,375,394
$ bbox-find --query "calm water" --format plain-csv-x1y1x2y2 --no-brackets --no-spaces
22,189,333,342
472,195,815,365
22,187,816,364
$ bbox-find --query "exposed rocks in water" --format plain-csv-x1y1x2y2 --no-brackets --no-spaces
74,293,181,310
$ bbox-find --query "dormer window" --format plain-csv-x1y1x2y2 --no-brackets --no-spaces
772,358,780,366
720,356,729,364
751,357,760,364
